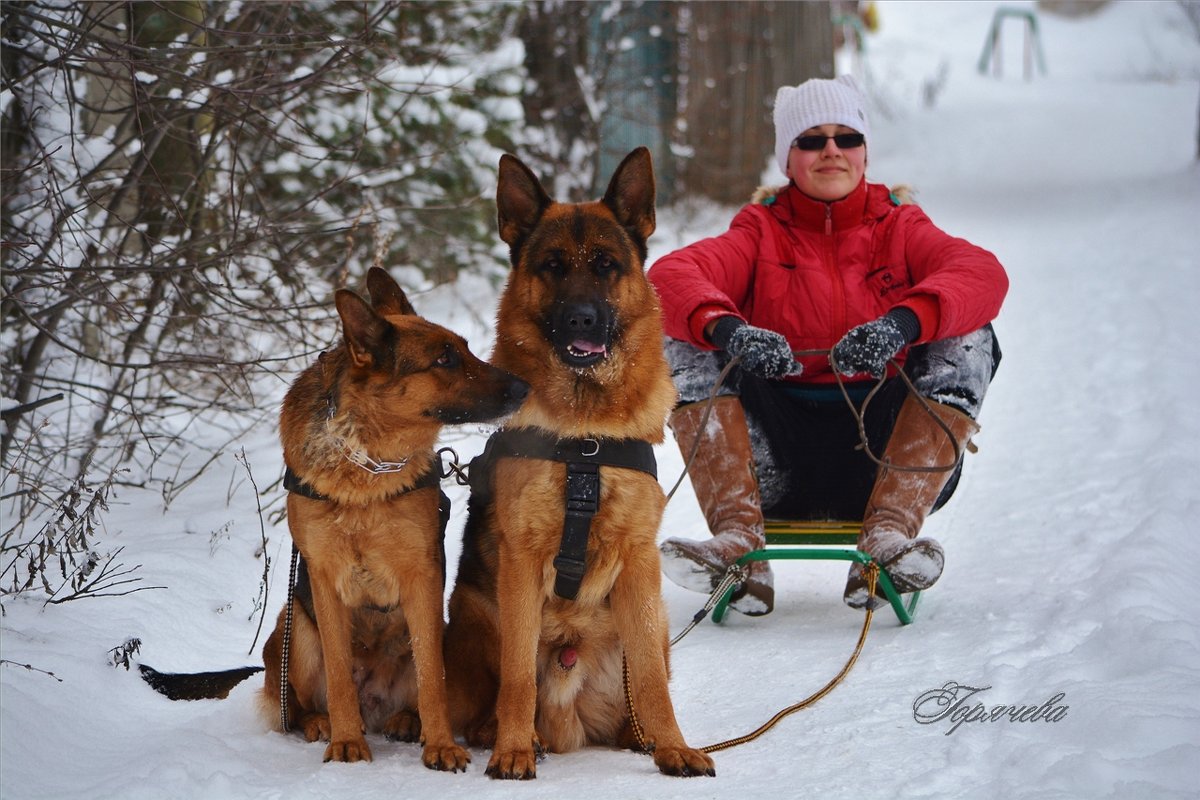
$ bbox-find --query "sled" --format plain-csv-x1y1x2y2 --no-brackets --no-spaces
710,519,921,625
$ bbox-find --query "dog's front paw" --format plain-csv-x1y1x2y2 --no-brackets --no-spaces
382,709,422,743
485,746,538,780
423,741,471,772
296,712,330,743
653,746,715,777
323,736,373,763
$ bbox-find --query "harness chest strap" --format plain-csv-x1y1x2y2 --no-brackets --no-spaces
282,462,441,502
475,429,658,601
557,461,600,600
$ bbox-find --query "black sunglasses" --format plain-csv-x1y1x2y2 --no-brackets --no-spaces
792,133,866,151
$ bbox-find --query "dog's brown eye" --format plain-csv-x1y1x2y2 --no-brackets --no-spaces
594,254,618,274
434,346,459,368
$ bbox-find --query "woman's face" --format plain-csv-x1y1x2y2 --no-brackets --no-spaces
786,124,867,202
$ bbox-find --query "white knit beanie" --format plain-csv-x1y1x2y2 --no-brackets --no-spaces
773,75,870,175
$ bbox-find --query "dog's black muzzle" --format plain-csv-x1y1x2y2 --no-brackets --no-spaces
550,301,613,368
434,369,528,423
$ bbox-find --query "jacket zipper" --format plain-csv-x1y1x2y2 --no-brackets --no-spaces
824,203,846,340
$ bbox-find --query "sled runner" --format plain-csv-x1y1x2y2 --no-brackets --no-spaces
709,519,920,625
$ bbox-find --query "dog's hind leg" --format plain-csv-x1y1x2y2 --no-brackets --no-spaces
260,602,331,742
444,595,500,748
382,708,421,743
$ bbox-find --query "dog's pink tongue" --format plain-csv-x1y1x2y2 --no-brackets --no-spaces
571,339,607,355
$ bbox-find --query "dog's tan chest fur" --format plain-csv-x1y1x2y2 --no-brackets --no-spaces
290,494,439,611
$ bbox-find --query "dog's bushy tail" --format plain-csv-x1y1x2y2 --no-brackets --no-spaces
139,664,262,701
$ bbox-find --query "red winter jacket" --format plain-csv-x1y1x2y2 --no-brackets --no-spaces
648,179,1008,384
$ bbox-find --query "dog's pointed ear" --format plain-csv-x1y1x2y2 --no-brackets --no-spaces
602,146,656,243
366,266,416,317
497,153,552,248
335,289,389,368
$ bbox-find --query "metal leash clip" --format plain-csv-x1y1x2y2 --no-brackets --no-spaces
437,446,471,486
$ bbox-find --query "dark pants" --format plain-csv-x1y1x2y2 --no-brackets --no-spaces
664,325,1001,521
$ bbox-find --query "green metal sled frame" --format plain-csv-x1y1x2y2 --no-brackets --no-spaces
710,520,921,625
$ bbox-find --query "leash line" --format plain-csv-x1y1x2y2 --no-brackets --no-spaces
666,350,962,506
819,350,963,474
280,543,299,733
697,562,880,754
668,564,748,647
664,357,741,503
659,350,951,751
630,564,878,756
622,654,649,754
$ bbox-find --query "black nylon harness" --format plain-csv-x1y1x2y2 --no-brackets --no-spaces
469,428,658,600
282,464,442,502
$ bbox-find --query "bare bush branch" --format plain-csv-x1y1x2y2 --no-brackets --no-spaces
1,0,520,603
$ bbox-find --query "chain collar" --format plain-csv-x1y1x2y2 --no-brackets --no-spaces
324,392,410,475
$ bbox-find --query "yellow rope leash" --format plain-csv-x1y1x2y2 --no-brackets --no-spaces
699,561,880,754
622,562,881,755
622,654,649,753
645,348,929,754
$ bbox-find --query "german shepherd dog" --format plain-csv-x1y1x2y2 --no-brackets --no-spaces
444,148,715,779
259,267,527,769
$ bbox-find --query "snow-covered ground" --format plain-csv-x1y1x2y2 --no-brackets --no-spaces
3,2,1199,798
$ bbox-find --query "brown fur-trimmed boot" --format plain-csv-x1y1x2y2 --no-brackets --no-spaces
844,395,980,610
659,397,774,616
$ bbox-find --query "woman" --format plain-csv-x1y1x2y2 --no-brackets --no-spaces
648,75,1007,616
